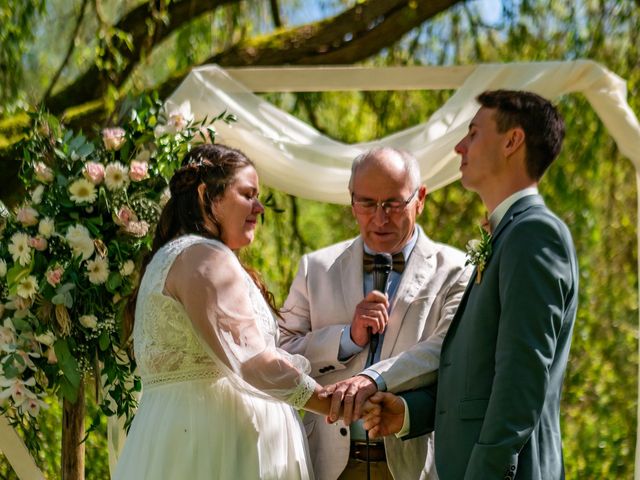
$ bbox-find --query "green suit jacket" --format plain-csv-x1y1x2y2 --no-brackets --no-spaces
403,194,578,480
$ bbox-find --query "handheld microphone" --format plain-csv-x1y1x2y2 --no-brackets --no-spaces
368,253,392,365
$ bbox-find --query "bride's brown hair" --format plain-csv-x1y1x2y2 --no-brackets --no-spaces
123,143,278,342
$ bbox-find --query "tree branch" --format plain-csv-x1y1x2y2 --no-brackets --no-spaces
208,0,462,65
269,0,283,28
42,0,90,103
46,0,240,113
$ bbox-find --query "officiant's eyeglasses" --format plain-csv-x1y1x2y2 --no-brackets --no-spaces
351,188,419,214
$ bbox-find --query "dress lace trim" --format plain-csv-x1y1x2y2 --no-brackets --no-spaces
286,375,317,409
144,366,224,388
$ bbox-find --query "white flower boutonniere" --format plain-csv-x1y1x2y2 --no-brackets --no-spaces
465,227,492,284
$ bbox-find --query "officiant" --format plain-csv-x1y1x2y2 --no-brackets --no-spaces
278,147,471,480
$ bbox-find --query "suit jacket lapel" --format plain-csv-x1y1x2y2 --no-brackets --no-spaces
381,230,437,359
338,237,365,321
443,194,546,349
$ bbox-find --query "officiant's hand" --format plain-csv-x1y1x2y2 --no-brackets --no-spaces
350,290,389,347
321,375,378,424
361,392,406,438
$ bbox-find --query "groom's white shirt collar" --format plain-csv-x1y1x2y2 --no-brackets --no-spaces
488,187,538,232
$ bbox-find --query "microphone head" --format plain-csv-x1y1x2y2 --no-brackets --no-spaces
372,253,393,273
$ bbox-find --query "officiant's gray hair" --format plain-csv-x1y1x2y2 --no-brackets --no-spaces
348,147,421,191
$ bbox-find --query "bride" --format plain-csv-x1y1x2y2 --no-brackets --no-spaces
114,144,335,479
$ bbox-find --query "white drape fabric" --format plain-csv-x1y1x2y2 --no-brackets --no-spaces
165,61,640,204
3,61,639,480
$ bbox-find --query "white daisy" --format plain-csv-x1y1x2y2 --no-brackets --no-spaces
8,232,32,266
86,257,109,284
68,178,97,204
16,275,38,299
104,162,129,191
65,224,94,260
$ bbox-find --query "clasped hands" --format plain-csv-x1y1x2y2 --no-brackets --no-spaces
319,375,406,438
318,291,404,437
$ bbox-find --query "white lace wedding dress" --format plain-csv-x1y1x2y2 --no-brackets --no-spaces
113,235,317,479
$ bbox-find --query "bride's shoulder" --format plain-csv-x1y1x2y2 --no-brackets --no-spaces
170,235,240,272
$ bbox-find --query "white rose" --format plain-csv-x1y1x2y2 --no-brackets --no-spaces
31,185,45,205
65,224,94,260
466,239,481,251
79,314,98,329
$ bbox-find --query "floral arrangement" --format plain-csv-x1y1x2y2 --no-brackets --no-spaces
0,94,234,450
465,226,492,284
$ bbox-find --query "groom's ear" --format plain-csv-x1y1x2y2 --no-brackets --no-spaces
503,128,526,157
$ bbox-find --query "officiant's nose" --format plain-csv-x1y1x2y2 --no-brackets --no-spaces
455,138,467,154
372,204,390,224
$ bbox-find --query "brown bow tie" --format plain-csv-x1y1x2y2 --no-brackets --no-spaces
363,252,406,274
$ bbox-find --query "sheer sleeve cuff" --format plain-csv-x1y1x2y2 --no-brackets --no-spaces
286,374,317,409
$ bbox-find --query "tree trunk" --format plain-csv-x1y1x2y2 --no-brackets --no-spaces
61,382,85,480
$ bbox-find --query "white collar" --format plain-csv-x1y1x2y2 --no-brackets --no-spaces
488,187,538,232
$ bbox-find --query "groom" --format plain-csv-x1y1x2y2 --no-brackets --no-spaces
364,90,579,480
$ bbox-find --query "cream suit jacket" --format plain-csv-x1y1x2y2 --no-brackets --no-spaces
279,228,471,480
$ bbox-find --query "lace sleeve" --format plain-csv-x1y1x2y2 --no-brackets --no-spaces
165,241,316,407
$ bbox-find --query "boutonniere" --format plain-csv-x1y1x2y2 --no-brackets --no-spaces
465,226,492,284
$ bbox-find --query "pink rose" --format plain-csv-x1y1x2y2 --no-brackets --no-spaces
102,127,126,151
129,160,148,182
45,267,64,287
84,162,105,184
17,207,39,226
34,162,54,183
28,236,48,251
124,220,149,237
115,206,136,227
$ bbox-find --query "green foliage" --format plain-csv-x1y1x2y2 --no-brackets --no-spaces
0,0,46,113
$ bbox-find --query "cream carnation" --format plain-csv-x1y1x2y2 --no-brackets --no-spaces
38,218,55,238
68,178,97,204
8,232,31,266
79,314,98,329
104,162,129,191
65,224,94,260
86,257,109,284
119,260,134,276
35,331,55,347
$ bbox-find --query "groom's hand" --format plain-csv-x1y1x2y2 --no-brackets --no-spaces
362,392,406,438
321,375,378,424
350,290,389,347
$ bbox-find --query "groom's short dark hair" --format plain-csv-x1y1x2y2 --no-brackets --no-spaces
477,90,565,180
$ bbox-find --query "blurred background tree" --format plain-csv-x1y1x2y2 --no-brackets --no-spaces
1,0,638,478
